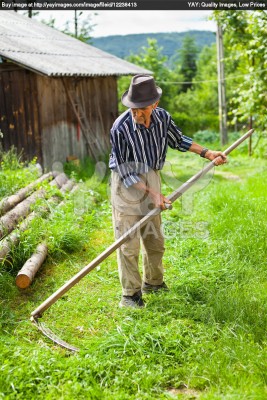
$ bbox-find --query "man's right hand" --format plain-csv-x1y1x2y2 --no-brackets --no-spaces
133,181,172,210
147,188,172,210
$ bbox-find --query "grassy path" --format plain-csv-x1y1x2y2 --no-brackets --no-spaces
1,150,267,399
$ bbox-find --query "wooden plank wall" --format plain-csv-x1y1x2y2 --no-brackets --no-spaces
38,75,118,169
0,64,118,169
0,64,42,163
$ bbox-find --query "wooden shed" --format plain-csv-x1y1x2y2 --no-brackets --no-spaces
0,11,149,169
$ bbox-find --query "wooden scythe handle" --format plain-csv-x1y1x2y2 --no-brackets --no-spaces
31,129,254,319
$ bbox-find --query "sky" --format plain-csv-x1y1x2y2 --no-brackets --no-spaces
35,10,216,37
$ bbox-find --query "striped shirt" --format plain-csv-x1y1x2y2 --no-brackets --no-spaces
109,107,193,188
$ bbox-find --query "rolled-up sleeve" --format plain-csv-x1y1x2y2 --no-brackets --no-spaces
167,115,193,152
110,128,141,188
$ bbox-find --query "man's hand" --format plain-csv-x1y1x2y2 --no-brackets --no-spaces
147,188,172,210
133,181,171,210
205,150,227,166
189,142,227,166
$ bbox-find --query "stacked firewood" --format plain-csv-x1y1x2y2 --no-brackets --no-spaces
0,171,77,289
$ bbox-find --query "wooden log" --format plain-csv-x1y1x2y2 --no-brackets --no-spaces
0,211,37,261
0,189,46,240
60,179,76,194
0,172,53,216
15,243,48,289
15,183,79,287
0,182,79,261
50,172,69,189
0,193,59,262
0,173,70,240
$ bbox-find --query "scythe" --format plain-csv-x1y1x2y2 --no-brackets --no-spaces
31,129,254,351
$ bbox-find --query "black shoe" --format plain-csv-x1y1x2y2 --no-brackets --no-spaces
142,281,169,294
119,290,145,308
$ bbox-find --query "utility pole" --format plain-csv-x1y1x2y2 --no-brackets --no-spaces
248,116,253,156
248,55,255,156
27,1,32,17
216,23,228,146
74,10,78,38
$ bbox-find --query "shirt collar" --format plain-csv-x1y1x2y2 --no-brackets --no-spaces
130,108,159,131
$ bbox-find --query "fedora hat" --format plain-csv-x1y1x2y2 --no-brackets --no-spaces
121,74,162,108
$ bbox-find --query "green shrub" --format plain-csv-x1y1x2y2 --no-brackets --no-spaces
172,113,219,136
193,129,219,144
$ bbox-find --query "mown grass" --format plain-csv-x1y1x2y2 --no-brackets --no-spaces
0,143,267,399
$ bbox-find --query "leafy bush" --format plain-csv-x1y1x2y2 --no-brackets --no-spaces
193,129,219,144
192,130,256,156
172,113,219,137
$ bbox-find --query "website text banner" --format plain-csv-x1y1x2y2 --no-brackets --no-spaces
1,1,266,11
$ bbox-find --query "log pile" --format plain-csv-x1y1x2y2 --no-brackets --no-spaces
0,172,52,216
0,170,77,289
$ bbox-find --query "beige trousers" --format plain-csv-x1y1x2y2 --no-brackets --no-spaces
111,170,165,296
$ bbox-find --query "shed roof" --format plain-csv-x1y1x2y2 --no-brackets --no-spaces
0,11,150,77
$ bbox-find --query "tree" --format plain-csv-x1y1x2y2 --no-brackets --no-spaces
63,12,96,43
120,38,182,112
40,11,96,43
41,15,56,28
213,11,267,133
171,44,219,136
179,36,198,92
118,38,220,136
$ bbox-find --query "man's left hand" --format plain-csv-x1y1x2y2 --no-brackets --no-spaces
205,150,227,166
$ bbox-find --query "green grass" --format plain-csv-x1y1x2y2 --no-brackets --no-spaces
0,164,40,199
0,145,267,399
0,147,39,198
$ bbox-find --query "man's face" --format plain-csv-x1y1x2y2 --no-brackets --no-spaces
131,103,156,127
